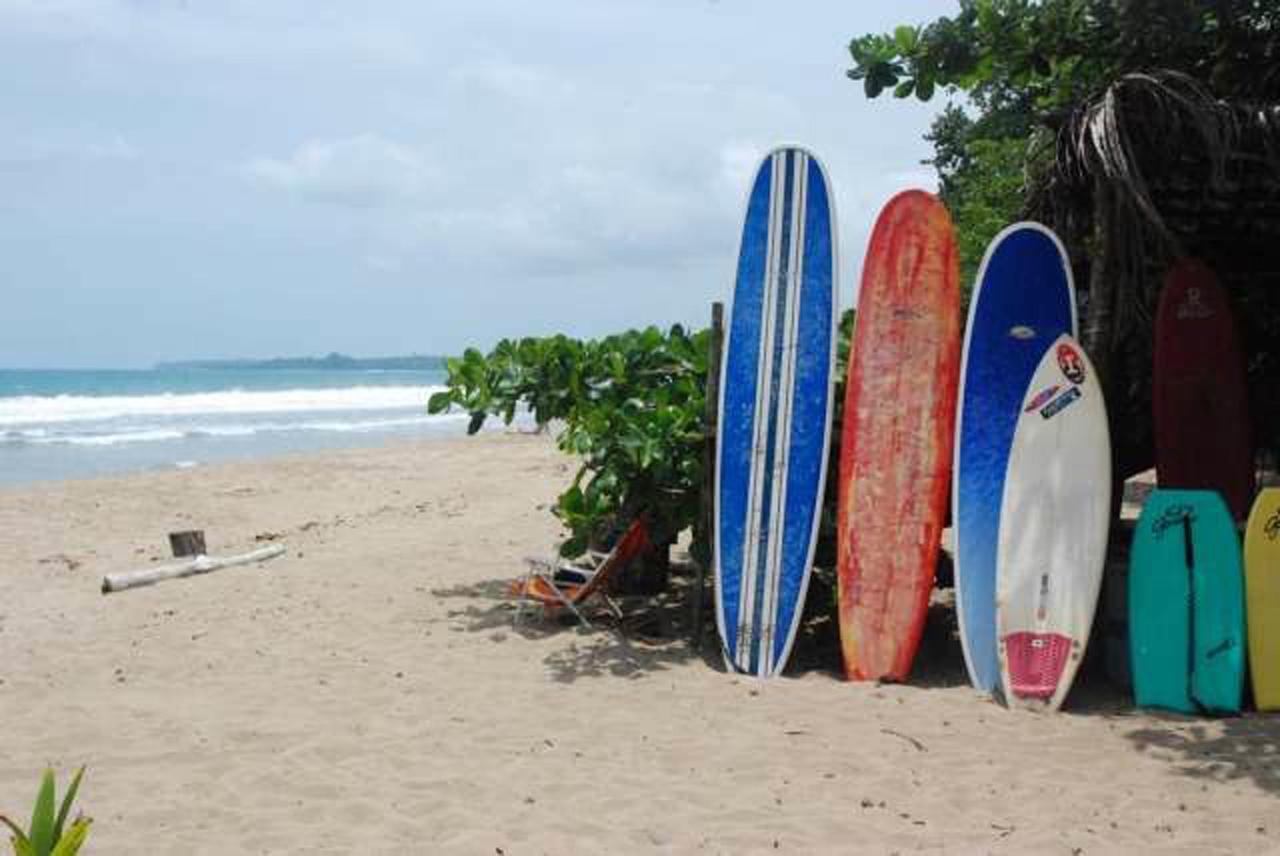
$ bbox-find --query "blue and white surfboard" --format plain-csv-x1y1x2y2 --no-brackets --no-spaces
715,145,837,678
953,222,1077,693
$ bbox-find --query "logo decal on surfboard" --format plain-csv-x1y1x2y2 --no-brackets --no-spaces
1024,384,1061,412
1057,343,1086,384
1265,509,1280,541
1176,287,1214,321
1206,637,1237,659
1152,504,1197,538
1039,386,1081,420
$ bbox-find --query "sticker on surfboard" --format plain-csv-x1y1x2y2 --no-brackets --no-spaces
1151,504,1197,538
1057,343,1086,384
1038,386,1081,420
1176,287,1215,320
1266,508,1280,541
1024,385,1061,412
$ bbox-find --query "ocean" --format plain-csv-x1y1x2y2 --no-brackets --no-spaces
0,366,488,484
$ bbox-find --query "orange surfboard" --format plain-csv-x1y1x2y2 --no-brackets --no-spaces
837,191,961,681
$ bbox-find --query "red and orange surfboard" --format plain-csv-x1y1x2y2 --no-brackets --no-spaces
837,191,961,682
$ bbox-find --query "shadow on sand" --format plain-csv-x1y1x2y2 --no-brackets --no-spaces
431,562,978,687
432,560,1280,797
1121,711,1280,796
430,563,720,683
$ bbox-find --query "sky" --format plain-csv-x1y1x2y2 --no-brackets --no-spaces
0,0,960,368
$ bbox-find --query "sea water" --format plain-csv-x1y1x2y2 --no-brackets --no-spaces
0,366,490,484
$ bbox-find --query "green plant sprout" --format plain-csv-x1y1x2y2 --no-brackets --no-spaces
0,766,91,856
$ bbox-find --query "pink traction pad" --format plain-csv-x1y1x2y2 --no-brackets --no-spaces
1002,632,1073,699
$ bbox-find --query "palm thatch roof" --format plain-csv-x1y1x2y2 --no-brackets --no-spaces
1028,71,1280,478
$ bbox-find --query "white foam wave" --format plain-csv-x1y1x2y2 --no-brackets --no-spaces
7,413,467,447
69,429,188,446
189,414,462,438
0,385,445,427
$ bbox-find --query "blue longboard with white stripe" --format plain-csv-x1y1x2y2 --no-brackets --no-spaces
954,222,1077,693
715,145,836,677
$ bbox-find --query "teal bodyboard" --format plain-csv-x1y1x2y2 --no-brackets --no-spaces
1129,489,1245,714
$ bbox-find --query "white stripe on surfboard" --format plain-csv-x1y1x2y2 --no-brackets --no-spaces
770,149,837,680
735,149,785,673
749,147,801,676
759,150,807,675
760,149,804,675
753,147,791,674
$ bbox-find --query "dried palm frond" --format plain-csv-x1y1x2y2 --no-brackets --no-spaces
1027,70,1280,476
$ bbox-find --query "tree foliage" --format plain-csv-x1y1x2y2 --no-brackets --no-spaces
429,326,710,559
849,1,1280,116
849,0,1280,281
924,106,1032,286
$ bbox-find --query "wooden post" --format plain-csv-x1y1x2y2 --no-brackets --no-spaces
691,301,724,652
1085,175,1132,689
169,530,207,558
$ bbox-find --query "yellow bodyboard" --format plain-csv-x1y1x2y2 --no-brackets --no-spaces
1245,488,1280,711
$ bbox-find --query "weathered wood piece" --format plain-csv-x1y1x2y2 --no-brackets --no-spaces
168,530,207,557
101,544,286,594
691,301,724,652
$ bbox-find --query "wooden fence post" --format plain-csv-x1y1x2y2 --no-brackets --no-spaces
691,301,724,652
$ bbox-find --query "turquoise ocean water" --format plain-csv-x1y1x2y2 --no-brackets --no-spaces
0,367,480,484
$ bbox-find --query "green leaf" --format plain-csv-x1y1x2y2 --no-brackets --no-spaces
0,814,30,849
894,78,915,98
52,768,84,845
426,390,453,415
466,412,486,436
28,770,55,856
894,25,917,53
915,75,936,101
558,534,588,559
49,819,90,856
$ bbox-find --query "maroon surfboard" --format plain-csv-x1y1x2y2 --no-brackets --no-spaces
1153,258,1254,519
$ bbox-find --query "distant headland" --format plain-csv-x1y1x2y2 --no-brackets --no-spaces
156,352,446,371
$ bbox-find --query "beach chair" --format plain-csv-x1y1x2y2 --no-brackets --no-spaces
511,516,651,628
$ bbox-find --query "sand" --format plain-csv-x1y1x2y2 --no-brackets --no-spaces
1,433,1277,854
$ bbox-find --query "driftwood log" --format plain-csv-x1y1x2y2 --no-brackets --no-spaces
101,544,286,594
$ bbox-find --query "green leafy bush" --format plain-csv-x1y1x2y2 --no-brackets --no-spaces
429,325,709,559
0,767,91,856
430,311,858,577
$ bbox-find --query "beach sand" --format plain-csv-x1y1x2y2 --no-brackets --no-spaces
1,433,1277,854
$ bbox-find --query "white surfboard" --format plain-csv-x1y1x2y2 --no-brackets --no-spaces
995,334,1111,711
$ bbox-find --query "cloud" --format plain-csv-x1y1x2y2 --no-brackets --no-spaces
447,59,569,103
0,0,427,68
717,141,768,196
243,134,433,208
364,254,403,273
0,135,139,165
0,0,956,365
84,135,139,161
388,140,744,279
